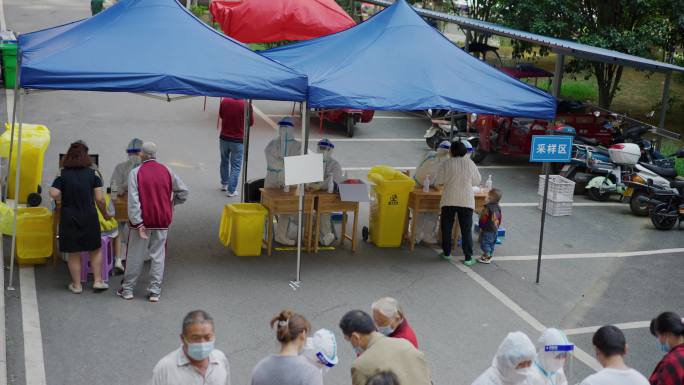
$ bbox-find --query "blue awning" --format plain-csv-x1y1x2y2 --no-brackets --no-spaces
18,0,308,101
263,0,556,119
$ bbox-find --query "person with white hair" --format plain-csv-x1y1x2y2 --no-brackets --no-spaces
371,297,418,348
471,331,536,385
264,117,301,246
413,140,451,244
117,142,189,303
529,328,570,385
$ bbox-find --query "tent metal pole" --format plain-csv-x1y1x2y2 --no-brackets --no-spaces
657,71,672,148
240,100,252,203
552,53,564,98
295,101,308,283
7,90,25,290
3,79,20,203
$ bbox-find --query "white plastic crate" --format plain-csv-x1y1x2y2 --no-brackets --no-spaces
538,197,573,216
537,175,575,202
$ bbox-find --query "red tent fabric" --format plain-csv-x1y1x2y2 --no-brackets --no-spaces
209,0,355,43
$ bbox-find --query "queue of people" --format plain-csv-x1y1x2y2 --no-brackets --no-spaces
51,139,189,302
150,306,684,385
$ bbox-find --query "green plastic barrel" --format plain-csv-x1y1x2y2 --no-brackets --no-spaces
0,43,17,89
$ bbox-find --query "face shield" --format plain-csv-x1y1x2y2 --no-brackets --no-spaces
318,139,335,161
537,341,574,384
300,329,338,375
278,117,295,157
437,141,451,158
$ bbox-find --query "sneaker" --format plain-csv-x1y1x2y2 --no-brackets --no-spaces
114,257,125,275
147,293,160,303
463,258,477,267
438,252,452,261
116,288,133,300
220,185,228,192
478,256,492,264
226,190,239,197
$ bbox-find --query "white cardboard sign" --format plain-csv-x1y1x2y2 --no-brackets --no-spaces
338,183,370,202
284,153,324,186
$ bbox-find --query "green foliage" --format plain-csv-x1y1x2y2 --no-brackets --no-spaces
538,80,598,102
659,140,684,176
499,0,667,109
189,5,207,18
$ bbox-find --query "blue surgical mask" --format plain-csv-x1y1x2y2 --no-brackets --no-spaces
186,340,214,361
353,345,364,355
377,325,395,336
658,341,671,353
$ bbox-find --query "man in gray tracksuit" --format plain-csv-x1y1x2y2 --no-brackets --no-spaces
117,142,189,302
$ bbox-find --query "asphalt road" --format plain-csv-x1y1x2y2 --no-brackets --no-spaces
3,1,684,385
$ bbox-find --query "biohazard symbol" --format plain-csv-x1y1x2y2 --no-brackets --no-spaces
388,194,399,206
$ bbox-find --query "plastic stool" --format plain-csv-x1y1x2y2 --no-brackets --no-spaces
80,236,114,283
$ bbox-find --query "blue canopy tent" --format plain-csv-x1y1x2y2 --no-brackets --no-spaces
262,0,556,119
4,0,310,288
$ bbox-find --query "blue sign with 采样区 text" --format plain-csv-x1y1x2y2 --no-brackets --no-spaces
529,135,573,163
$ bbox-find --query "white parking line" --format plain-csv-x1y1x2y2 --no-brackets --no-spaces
564,321,650,336
266,113,425,120
20,268,46,385
494,248,684,262
500,202,623,207
444,254,602,371
314,138,425,142
342,165,535,171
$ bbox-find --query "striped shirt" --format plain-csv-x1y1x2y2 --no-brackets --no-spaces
435,156,482,209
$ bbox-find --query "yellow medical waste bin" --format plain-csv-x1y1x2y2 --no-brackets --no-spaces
367,165,416,247
16,207,53,265
0,123,51,203
219,203,267,256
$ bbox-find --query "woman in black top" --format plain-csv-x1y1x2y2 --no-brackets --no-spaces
49,142,112,294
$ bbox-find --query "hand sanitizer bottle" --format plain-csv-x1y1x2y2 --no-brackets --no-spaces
485,175,493,190
327,176,335,193
423,175,430,193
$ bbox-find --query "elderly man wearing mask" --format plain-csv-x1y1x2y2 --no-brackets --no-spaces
529,328,570,385
109,138,143,273
264,117,301,246
371,297,418,348
471,331,536,385
413,140,451,244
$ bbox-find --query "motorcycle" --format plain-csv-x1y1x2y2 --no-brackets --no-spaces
624,148,684,216
638,179,684,230
423,110,468,149
584,143,641,202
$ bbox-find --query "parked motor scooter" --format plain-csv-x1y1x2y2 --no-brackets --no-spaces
625,148,684,216
584,143,641,201
638,179,684,230
423,110,468,149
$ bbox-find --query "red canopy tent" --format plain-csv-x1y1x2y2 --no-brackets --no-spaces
209,0,355,43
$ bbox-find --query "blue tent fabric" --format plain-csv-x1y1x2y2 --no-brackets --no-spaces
18,0,308,101
263,0,555,119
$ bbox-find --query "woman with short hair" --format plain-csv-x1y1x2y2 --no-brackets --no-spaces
649,311,684,385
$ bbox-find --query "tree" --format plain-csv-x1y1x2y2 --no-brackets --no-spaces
501,0,665,108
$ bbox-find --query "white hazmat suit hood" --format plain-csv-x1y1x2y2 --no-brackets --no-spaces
471,331,536,385
264,117,301,189
528,329,569,385
301,329,338,375
414,140,450,187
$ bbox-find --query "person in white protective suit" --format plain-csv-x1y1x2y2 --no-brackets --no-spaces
109,138,143,273
472,331,536,385
413,140,451,244
301,328,338,375
529,329,570,385
312,138,344,246
264,117,301,245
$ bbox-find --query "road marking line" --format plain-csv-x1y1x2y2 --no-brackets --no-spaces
313,138,425,142
341,165,534,171
20,267,46,385
441,253,602,371
500,202,623,207
564,321,650,336
494,248,684,261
